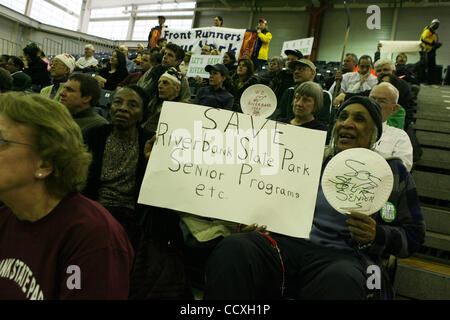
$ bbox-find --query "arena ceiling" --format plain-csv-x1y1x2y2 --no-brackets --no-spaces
89,0,450,10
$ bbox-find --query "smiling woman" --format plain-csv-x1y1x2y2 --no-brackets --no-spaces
203,95,425,300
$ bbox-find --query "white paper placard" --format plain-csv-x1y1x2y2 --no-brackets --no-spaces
321,148,394,215
240,84,277,118
379,41,422,54
186,54,224,78
138,102,327,238
281,37,314,57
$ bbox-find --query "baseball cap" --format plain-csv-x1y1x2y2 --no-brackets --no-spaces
284,49,304,59
205,63,229,76
290,59,316,72
258,18,268,24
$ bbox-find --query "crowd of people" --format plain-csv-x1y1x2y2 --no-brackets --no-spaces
0,15,442,300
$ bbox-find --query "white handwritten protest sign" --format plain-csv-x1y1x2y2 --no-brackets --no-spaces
186,54,224,78
240,84,277,118
281,37,314,57
138,102,327,238
379,41,421,54
161,27,246,56
321,148,394,215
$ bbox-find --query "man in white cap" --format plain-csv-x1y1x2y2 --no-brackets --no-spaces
142,67,189,132
75,44,98,70
40,53,75,101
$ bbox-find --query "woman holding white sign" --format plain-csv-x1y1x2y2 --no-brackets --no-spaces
203,95,425,300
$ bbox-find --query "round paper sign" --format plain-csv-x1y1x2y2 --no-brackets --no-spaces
240,84,277,118
321,148,394,215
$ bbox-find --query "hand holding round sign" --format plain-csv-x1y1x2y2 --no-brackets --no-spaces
240,84,277,118
321,148,394,215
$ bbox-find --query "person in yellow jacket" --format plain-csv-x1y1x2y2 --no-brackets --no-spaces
252,18,272,72
40,53,75,101
419,19,442,84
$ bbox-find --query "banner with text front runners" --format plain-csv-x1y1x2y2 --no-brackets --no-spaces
148,26,258,59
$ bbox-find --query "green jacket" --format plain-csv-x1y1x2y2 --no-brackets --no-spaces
387,105,406,130
40,82,65,102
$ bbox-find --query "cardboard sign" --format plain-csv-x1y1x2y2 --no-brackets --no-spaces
321,148,394,215
186,54,224,78
138,102,327,238
240,84,277,118
281,37,314,57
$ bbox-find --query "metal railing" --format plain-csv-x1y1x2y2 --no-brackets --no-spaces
0,38,22,56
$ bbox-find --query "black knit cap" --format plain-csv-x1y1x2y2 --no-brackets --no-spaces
336,95,383,141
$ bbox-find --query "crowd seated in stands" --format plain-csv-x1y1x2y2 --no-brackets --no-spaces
0,22,431,300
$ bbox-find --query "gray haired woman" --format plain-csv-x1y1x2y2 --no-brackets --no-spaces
280,81,328,132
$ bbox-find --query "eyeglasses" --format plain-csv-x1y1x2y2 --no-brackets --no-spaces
376,68,392,73
0,137,33,148
371,97,394,105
